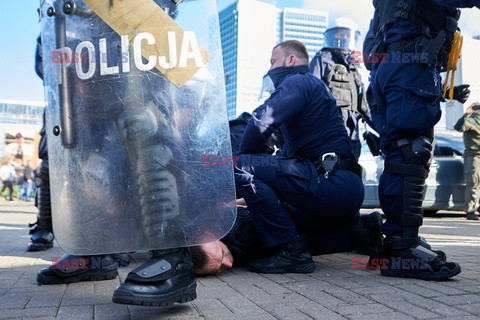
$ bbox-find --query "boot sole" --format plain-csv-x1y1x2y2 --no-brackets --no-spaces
249,262,316,274
27,242,53,252
112,282,197,307
37,269,118,285
380,263,461,281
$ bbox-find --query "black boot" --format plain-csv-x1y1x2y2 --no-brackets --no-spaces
37,254,119,285
28,224,54,252
351,211,384,260
380,151,459,280
248,235,315,274
28,160,54,252
466,212,479,220
419,236,446,262
380,235,461,280
112,248,197,307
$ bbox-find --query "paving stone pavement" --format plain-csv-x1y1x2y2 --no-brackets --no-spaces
1,200,479,320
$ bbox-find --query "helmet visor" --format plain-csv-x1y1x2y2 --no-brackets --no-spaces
324,27,358,51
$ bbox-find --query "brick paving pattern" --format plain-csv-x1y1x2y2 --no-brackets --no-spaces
0,200,479,319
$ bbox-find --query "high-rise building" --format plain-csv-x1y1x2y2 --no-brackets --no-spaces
219,0,328,119
279,8,328,60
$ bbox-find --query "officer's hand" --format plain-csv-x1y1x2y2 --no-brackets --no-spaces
453,84,470,104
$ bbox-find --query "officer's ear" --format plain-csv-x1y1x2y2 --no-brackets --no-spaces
286,54,296,66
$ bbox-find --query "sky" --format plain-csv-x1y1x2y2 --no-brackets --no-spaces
1,0,480,104
0,1,44,103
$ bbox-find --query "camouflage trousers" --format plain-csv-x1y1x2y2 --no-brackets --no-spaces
463,154,480,213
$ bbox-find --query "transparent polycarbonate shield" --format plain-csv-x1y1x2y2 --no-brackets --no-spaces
39,0,236,255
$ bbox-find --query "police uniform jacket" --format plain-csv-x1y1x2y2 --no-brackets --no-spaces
239,65,354,162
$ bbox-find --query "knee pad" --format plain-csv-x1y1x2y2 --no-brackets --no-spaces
34,159,52,231
36,160,50,187
384,159,429,249
400,136,433,168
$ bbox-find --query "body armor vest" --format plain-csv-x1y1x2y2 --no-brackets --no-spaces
320,50,366,114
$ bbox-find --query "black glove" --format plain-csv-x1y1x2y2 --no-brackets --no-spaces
363,131,382,156
453,84,470,104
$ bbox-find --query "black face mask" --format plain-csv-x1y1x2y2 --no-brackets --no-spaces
267,66,292,89
267,65,310,88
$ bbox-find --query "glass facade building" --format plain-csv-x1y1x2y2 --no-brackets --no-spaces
279,8,328,61
219,0,328,118
0,99,45,162
0,100,44,125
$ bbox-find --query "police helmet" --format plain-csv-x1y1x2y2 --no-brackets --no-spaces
324,17,360,51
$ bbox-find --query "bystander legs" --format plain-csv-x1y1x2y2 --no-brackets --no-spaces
0,160,16,201
454,102,480,220
20,160,36,201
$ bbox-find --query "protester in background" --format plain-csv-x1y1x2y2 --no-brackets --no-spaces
5,133,25,167
0,160,16,201
454,102,480,221
20,160,36,201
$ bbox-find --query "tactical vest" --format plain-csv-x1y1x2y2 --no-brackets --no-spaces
375,0,460,69
322,52,366,115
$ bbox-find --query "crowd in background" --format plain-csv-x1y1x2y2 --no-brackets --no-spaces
1,132,37,201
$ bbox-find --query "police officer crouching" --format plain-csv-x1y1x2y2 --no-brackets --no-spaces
234,40,383,274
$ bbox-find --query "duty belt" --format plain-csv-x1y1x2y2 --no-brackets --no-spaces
313,153,363,179
383,31,446,67
384,39,416,54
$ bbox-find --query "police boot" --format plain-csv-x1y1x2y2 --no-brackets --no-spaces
37,254,119,285
381,235,460,280
350,211,384,260
380,168,460,280
248,235,315,274
419,236,446,262
28,160,54,252
112,248,197,307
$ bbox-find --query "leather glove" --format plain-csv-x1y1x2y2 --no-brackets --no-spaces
453,84,470,104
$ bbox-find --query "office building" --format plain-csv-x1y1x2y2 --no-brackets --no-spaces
0,99,44,162
219,0,328,118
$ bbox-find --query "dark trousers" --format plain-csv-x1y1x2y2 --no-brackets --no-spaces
234,154,364,248
370,63,441,234
1,181,14,200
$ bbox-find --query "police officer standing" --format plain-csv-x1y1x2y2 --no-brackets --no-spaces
35,0,235,308
235,40,382,274
364,0,480,280
310,17,376,161
27,35,56,252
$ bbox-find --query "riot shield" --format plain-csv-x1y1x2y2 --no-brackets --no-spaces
39,0,236,255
